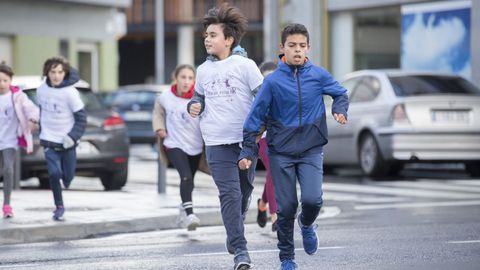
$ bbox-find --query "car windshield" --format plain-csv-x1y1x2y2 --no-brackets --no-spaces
109,91,156,108
389,75,480,97
24,88,104,112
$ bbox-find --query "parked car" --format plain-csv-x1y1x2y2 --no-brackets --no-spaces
11,76,130,190
103,84,169,144
323,70,480,177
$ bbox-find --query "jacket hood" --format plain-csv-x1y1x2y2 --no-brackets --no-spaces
46,67,80,88
206,45,248,62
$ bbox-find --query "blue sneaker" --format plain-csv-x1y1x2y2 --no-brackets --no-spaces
53,206,65,221
297,213,318,255
280,259,298,270
233,251,252,270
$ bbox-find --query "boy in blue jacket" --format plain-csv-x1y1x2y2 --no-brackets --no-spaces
238,23,349,270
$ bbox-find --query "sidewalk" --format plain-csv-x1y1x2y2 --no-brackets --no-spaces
1,155,340,245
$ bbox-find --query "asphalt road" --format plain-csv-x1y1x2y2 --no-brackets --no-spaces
1,155,479,270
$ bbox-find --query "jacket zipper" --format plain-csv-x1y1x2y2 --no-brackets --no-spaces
294,67,302,127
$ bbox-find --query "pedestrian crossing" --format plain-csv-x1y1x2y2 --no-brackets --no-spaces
322,179,480,210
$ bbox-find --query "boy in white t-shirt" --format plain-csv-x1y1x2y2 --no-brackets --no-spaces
37,57,86,221
187,3,263,270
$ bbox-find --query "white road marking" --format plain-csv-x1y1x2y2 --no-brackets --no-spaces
447,240,480,244
0,264,40,269
324,183,480,199
379,181,480,193
183,246,345,257
354,199,480,210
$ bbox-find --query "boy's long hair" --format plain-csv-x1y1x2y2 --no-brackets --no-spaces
42,56,71,78
0,61,14,78
281,23,310,45
203,3,248,50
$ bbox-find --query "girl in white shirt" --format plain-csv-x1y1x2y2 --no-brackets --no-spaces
152,65,203,231
0,62,39,218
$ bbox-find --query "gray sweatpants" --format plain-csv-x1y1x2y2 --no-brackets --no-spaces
1,148,16,205
206,144,257,254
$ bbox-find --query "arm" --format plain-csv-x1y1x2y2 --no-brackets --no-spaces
321,70,349,124
238,81,273,168
67,109,87,142
152,96,167,138
187,90,205,117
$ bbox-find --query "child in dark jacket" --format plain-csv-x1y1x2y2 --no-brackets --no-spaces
239,23,349,270
37,57,86,221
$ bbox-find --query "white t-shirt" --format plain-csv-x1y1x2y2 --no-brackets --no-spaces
37,83,85,143
0,91,19,150
195,55,263,146
159,90,203,155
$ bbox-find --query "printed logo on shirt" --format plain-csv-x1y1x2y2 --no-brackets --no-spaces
0,107,14,119
203,71,239,98
38,98,64,114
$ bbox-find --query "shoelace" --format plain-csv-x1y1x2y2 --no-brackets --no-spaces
302,224,318,239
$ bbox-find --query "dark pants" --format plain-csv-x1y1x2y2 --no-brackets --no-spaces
206,144,257,253
165,148,201,213
44,147,77,206
269,150,324,261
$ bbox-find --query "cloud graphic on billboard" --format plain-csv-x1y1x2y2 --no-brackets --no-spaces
402,12,471,78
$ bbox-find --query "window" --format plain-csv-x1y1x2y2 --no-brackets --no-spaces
350,76,381,103
389,75,480,97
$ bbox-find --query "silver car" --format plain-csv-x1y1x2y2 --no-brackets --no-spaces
324,70,480,177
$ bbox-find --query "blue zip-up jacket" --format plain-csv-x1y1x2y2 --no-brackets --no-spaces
239,57,349,160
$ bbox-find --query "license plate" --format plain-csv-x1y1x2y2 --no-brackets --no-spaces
76,141,99,155
431,110,470,123
123,111,151,121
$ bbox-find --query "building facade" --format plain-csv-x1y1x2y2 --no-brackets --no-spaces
0,0,130,91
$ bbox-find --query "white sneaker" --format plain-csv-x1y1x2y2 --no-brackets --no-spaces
175,204,187,228
186,214,200,231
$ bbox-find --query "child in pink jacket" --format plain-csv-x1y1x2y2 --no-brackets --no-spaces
0,62,39,218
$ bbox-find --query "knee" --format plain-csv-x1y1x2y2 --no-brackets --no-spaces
49,170,62,181
277,201,298,219
2,166,14,177
302,196,323,211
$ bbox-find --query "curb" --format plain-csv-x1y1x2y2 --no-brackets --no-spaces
0,207,340,246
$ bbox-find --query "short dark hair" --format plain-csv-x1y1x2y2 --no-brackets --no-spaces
259,61,277,75
281,23,309,45
0,61,14,78
203,3,248,50
43,56,70,78
174,64,195,79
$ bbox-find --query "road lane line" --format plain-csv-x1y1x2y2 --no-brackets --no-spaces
354,199,480,210
183,246,345,257
378,181,480,193
0,264,40,269
324,183,480,199
447,240,480,244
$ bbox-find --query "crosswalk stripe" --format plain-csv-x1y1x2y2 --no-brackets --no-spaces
323,182,480,199
324,192,409,203
446,180,480,186
377,181,480,193
354,199,480,210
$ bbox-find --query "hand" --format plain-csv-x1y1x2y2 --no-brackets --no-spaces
238,158,252,170
63,135,75,149
156,129,167,138
333,113,347,125
189,103,201,118
28,120,39,132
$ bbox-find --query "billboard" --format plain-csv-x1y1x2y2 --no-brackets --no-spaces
401,0,471,78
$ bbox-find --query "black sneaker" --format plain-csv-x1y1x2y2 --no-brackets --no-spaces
256,199,267,228
234,251,252,270
271,220,278,232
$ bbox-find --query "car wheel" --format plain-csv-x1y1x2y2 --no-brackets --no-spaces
465,162,480,177
100,165,128,191
38,176,51,189
359,133,387,178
